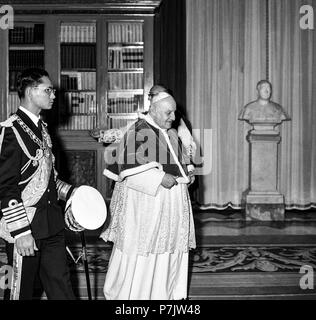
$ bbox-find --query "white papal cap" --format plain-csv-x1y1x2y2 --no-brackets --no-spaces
152,91,176,107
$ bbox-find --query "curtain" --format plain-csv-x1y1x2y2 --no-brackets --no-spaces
186,0,316,209
269,0,316,209
186,0,266,209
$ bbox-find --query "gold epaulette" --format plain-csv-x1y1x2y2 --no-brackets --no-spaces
0,115,18,155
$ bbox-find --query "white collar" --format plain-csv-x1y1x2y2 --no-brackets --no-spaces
19,106,41,126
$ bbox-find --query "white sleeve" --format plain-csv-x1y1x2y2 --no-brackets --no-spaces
178,118,197,159
126,168,165,196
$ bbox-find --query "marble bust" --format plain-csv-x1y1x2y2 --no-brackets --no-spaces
239,80,290,124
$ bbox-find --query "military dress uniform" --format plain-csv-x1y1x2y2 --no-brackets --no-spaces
0,107,75,300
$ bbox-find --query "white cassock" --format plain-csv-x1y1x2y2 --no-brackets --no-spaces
100,115,196,300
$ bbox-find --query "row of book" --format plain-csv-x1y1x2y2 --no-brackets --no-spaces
108,48,143,69
61,44,96,69
108,23,143,43
63,92,97,114
60,23,96,43
9,50,44,70
61,71,96,90
108,72,143,90
59,115,97,130
105,116,138,130
9,24,44,44
107,96,143,114
60,22,142,44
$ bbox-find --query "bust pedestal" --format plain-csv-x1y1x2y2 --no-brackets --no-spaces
245,124,284,221
239,82,290,221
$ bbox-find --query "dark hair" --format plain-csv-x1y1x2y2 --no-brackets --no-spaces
17,68,49,99
256,79,272,90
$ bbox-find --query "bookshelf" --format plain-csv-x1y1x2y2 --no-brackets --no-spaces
8,22,45,117
59,22,97,130
0,1,161,201
106,21,144,129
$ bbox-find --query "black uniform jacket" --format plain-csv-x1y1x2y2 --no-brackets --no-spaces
0,108,64,239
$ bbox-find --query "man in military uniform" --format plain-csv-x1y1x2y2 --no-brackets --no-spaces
0,68,75,300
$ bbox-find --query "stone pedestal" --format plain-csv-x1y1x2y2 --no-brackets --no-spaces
245,129,284,221
243,123,286,221
239,81,290,221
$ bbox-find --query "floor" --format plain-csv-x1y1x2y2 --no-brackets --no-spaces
1,209,316,300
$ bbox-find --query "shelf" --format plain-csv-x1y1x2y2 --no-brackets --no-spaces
61,70,96,74
108,89,143,98
108,89,143,94
60,42,96,46
61,68,96,72
9,45,44,50
108,43,144,48
62,89,96,92
106,113,139,118
108,68,143,73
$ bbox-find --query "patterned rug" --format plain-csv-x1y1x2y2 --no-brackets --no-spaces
76,245,315,274
2,242,315,274
1,242,316,299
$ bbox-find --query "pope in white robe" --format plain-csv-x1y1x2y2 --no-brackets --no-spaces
100,92,196,300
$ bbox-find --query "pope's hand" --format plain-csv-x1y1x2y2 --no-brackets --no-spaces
161,173,178,189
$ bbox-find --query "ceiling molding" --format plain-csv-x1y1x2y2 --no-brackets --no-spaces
6,0,162,14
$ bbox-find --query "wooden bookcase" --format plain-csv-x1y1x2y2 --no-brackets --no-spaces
59,21,97,130
8,22,45,115
0,1,161,201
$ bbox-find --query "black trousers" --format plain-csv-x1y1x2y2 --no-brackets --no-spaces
5,230,75,300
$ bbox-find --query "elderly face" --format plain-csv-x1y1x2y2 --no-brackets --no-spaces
257,82,272,100
150,98,176,129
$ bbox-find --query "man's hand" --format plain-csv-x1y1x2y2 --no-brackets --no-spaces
161,173,178,189
15,234,38,256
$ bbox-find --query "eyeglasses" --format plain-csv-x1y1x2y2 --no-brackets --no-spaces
33,86,56,96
